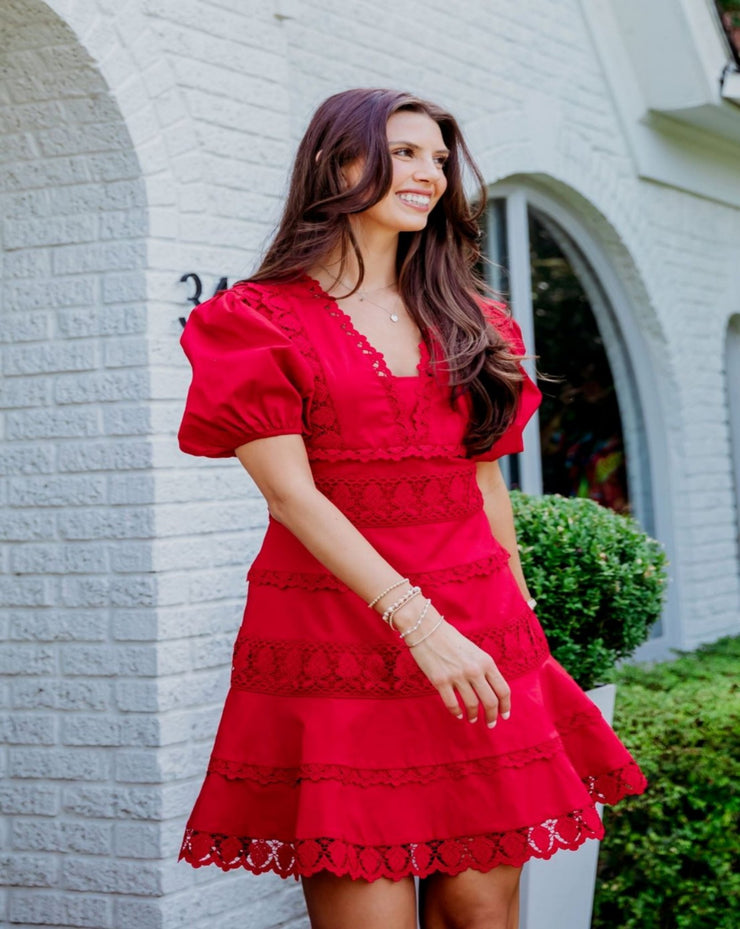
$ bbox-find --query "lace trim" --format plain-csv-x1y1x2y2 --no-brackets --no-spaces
585,761,647,805
208,737,563,787
308,444,467,462
313,467,482,527
235,283,341,444
179,805,605,879
230,607,550,697
247,552,511,592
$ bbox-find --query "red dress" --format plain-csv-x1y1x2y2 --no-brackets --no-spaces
177,276,646,881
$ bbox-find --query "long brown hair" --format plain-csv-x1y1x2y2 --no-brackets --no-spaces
249,88,523,456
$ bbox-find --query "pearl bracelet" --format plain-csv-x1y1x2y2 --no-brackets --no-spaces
367,578,409,609
398,598,431,640
381,586,421,626
406,616,444,648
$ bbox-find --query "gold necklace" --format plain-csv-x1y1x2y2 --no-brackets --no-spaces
319,266,402,323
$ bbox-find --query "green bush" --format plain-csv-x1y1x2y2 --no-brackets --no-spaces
511,492,667,690
592,637,740,929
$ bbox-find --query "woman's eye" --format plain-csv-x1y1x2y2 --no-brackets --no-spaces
392,148,413,157
434,156,448,167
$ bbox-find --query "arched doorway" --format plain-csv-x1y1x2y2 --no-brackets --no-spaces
485,185,672,644
0,0,150,913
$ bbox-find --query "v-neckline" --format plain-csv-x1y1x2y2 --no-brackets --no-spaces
302,274,428,380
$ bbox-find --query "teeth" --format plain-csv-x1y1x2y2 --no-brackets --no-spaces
399,193,431,206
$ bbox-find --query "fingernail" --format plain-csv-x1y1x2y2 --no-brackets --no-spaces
469,717,477,724
456,712,464,720
487,720,497,729
502,711,511,720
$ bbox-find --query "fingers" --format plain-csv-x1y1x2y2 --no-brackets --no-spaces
437,683,464,720
485,667,512,721
437,669,512,728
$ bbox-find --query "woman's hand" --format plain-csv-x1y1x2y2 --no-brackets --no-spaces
393,600,511,727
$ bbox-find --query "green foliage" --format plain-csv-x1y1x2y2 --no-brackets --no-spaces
592,637,740,929
511,492,667,689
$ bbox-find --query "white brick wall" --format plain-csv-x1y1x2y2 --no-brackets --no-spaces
1,0,739,927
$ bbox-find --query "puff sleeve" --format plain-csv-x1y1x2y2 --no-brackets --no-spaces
178,288,314,458
472,303,542,462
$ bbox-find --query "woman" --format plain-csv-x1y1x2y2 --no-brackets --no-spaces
177,88,646,929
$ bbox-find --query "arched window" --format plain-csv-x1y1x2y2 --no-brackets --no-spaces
485,191,652,525
486,187,664,639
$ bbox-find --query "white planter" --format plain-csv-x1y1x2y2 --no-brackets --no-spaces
519,683,617,929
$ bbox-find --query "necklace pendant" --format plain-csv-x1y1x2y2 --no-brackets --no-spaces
389,313,399,323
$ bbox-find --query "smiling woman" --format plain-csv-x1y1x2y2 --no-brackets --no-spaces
176,88,646,929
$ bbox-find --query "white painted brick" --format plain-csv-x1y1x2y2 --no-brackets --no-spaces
13,818,113,856
9,889,112,928
110,609,158,641
109,473,156,504
56,304,147,338
115,680,159,713
11,678,110,712
115,750,161,784
6,407,99,440
62,714,159,748
0,311,49,342
0,644,56,680
62,856,161,894
114,898,163,929
10,543,108,576
58,440,152,472
104,405,151,436
61,644,155,677
0,713,56,745
54,369,149,404
0,577,51,607
109,540,152,572
103,271,148,304
8,474,107,506
63,784,161,820
9,609,108,641
0,444,55,476
9,748,109,781
0,374,52,408
3,341,97,376
57,507,154,540
0,510,51,541
113,820,161,859
1,851,59,887
0,783,58,816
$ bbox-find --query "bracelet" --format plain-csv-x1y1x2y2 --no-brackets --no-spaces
381,586,421,626
526,597,537,610
368,578,409,609
406,617,445,648
387,588,422,632
398,598,431,640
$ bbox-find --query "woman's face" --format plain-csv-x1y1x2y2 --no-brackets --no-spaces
346,110,449,236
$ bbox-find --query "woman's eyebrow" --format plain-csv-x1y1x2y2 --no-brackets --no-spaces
388,139,450,154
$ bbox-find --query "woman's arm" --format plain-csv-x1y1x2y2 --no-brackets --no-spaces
475,459,533,602
236,434,511,728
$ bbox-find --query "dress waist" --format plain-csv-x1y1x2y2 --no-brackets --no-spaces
311,459,482,528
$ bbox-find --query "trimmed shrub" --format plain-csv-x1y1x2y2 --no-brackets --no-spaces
592,637,740,928
511,491,668,690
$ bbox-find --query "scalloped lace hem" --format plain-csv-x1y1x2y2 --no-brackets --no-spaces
178,763,646,880
179,807,604,880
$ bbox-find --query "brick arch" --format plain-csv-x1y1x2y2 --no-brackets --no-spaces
0,1,157,923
